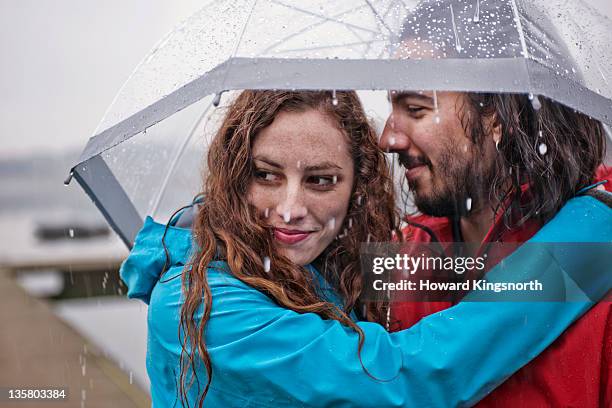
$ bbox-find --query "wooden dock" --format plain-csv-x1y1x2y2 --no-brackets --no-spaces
0,271,151,408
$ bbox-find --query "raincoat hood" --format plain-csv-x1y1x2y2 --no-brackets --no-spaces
120,216,193,305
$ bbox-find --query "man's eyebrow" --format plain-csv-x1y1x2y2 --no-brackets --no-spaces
253,156,283,169
304,162,342,171
389,91,434,104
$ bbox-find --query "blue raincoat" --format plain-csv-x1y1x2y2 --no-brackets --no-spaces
121,195,612,407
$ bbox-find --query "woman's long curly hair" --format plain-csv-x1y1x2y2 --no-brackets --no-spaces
178,90,400,407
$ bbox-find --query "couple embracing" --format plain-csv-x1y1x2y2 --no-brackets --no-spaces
121,88,611,407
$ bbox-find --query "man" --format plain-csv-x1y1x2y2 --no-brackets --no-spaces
379,89,611,406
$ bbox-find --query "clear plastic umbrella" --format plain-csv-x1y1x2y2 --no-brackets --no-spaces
68,0,612,247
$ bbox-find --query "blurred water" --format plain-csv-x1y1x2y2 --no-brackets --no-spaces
54,296,150,391
1,151,148,391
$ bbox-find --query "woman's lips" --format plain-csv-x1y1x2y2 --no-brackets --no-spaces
273,228,312,245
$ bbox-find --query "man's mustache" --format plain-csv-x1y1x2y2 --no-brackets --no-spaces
397,153,431,170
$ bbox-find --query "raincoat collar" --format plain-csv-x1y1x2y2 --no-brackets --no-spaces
119,216,349,310
119,216,193,304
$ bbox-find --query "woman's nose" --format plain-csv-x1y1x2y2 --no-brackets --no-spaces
275,184,308,223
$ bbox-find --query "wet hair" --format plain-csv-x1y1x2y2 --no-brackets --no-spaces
178,90,400,407
462,93,606,226
399,0,606,225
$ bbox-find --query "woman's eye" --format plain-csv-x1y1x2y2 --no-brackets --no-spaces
254,170,280,183
308,175,338,187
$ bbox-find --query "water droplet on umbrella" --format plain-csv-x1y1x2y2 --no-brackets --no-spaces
466,197,473,212
263,257,271,272
538,143,548,155
473,0,480,23
450,4,462,53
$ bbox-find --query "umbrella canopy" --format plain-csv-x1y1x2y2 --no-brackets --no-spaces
69,0,612,247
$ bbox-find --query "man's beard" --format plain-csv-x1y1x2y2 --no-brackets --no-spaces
406,145,495,218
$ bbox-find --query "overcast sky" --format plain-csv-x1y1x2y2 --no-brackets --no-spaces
1,0,611,159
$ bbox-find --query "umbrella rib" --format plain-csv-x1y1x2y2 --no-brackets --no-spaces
363,0,393,35
219,0,259,91
149,103,213,217
271,0,380,35
260,4,370,55
510,0,530,59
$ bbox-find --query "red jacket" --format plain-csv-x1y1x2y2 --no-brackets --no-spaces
394,166,612,407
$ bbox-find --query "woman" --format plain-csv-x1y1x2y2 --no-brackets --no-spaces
121,90,607,407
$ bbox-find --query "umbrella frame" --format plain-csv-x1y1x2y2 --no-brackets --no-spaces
69,56,612,246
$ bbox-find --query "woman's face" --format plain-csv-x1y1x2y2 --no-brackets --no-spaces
247,109,354,266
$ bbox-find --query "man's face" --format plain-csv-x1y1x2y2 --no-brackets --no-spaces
379,91,497,217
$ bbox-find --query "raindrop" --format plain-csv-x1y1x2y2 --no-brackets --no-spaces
366,233,372,242
68,228,75,238
283,211,291,223
389,136,396,146
530,95,542,111
538,130,543,138
327,217,336,229
264,208,270,218
433,90,440,124
361,303,368,318
356,195,363,206
129,371,133,384
332,175,337,184
296,160,301,169
348,218,353,229
263,257,271,273
449,4,463,53
465,197,473,212
538,143,548,155
473,0,480,23
331,89,338,106
463,144,468,153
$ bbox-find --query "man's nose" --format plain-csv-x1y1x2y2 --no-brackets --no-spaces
275,183,308,223
379,115,411,153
